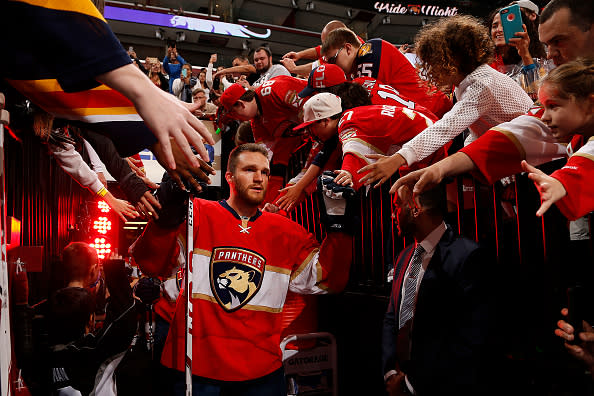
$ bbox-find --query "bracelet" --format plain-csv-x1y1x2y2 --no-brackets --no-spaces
522,63,537,72
97,187,108,197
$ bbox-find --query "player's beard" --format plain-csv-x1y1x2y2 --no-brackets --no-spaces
235,180,267,207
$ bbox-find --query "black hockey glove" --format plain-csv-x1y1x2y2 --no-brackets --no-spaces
153,172,190,228
317,171,358,235
133,277,161,306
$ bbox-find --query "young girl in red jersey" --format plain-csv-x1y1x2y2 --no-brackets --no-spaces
522,58,594,219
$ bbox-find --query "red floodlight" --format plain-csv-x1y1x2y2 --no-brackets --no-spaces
98,200,111,213
93,216,112,235
89,236,112,259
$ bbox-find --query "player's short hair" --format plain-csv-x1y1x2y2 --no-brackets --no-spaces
415,15,493,87
322,28,360,55
540,0,594,31
542,57,594,101
324,82,373,110
227,143,269,173
62,242,98,283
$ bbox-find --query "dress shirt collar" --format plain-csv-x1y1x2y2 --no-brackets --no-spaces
416,221,447,258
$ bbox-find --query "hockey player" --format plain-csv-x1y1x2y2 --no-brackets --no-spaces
220,79,309,204
320,28,453,118
293,93,441,192
130,143,355,394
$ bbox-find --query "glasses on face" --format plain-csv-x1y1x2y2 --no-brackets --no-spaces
324,46,344,64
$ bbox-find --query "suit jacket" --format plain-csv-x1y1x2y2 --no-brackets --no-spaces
382,226,494,395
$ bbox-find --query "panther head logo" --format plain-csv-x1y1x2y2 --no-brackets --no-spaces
216,267,258,310
210,247,265,312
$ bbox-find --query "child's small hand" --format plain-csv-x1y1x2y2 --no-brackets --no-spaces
276,184,304,212
333,169,353,187
521,160,567,216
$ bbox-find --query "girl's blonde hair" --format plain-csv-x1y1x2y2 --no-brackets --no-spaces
415,15,494,87
541,57,594,101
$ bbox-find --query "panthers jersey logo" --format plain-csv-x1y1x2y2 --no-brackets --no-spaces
357,43,373,57
210,247,265,312
284,90,303,109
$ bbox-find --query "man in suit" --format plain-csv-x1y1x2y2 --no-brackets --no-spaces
382,183,494,395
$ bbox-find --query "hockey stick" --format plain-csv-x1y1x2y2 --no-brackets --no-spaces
185,196,194,395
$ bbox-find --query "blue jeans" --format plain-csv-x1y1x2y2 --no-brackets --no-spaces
173,367,286,396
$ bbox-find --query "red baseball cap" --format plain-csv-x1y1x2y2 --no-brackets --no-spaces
220,84,247,111
298,64,348,98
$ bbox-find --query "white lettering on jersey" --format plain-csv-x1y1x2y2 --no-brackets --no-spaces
357,63,373,77
260,80,275,96
377,84,415,109
381,105,397,118
339,110,354,128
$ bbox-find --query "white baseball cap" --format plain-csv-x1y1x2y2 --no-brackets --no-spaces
515,0,539,15
293,93,342,131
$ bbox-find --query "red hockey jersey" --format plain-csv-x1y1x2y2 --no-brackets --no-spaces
132,199,351,381
337,105,438,190
252,76,308,145
353,39,452,118
353,77,435,118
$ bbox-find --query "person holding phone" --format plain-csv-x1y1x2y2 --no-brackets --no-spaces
163,43,186,93
489,3,553,98
172,63,196,103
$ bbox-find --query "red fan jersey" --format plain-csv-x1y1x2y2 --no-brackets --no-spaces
132,199,351,381
252,76,308,145
460,106,566,184
353,39,452,118
337,105,439,190
549,137,594,220
353,77,435,119
459,106,594,220
252,76,309,167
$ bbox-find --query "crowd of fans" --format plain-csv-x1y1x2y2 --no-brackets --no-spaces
3,0,594,394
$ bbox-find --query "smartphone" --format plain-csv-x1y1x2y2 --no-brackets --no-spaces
567,285,585,345
499,4,523,44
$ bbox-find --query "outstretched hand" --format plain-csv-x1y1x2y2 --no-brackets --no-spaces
521,160,567,216
97,64,215,170
358,154,406,188
152,138,216,193
389,164,444,195
276,184,304,212
104,193,140,222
